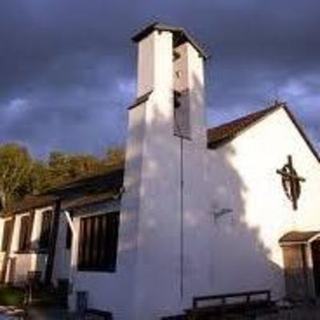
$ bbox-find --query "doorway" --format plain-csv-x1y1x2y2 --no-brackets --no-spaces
281,244,309,300
279,231,320,301
311,240,320,297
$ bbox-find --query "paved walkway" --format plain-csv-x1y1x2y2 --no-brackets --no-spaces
257,304,320,320
218,303,320,320
0,306,70,319
27,307,69,319
188,303,320,319
1,304,320,319
0,306,25,319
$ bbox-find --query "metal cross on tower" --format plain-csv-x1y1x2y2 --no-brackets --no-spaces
276,155,306,210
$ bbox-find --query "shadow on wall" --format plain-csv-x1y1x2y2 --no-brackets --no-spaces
113,69,287,318
185,73,284,302
64,71,296,319
206,143,284,298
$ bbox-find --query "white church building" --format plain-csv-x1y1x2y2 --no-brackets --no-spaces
1,23,320,319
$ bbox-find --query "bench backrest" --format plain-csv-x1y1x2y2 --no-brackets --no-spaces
193,290,271,309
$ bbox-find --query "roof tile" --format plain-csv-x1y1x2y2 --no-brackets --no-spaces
207,106,281,148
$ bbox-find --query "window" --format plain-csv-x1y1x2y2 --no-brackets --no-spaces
1,219,13,252
39,210,53,250
78,212,119,272
19,215,31,252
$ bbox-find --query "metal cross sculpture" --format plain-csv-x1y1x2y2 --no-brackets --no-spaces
276,155,306,210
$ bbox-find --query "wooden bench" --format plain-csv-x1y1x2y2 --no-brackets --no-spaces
186,290,277,319
85,309,113,320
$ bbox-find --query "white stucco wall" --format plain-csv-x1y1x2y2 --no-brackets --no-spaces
121,107,319,319
0,205,69,285
204,108,320,300
68,200,137,319
66,26,320,320
5,210,48,284
126,107,320,319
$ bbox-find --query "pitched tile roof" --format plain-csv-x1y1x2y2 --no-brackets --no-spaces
207,103,320,163
4,166,124,215
46,166,124,199
62,192,119,210
5,194,58,215
4,104,319,215
207,105,281,149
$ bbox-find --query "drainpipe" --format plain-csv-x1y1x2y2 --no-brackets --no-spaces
63,209,77,302
64,210,75,234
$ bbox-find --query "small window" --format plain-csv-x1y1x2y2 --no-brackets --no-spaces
1,219,13,252
19,215,31,252
39,210,53,250
78,212,120,272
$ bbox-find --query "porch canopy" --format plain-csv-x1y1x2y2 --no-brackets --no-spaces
279,231,320,246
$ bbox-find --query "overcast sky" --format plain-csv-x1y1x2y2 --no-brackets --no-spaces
0,0,319,158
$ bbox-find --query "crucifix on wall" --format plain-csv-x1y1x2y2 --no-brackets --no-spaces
276,155,306,210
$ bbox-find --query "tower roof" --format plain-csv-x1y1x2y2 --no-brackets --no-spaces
132,22,208,59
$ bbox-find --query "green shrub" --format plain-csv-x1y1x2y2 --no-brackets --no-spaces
0,287,25,306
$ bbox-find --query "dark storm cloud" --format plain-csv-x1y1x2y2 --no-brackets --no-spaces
0,0,319,157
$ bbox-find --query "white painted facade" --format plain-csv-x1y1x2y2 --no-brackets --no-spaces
0,23,319,320
0,205,70,285
203,108,320,300
67,25,320,319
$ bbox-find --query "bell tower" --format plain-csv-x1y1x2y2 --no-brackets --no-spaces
124,23,208,319
131,22,207,143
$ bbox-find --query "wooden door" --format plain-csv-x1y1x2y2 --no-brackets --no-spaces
282,245,309,301
311,241,320,296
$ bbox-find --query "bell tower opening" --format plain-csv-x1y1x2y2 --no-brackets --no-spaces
173,48,191,139
131,22,207,141
170,25,207,141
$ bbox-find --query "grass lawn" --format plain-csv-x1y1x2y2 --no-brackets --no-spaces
0,286,25,307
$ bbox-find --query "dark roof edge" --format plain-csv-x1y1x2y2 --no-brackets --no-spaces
279,231,320,245
128,90,153,110
282,106,320,163
208,106,281,149
131,22,208,59
45,166,124,195
4,196,59,217
132,22,181,42
63,194,119,211
208,105,320,164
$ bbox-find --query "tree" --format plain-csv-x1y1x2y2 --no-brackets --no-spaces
46,151,108,187
67,154,106,177
0,144,33,209
30,160,51,194
103,147,125,168
0,143,125,210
